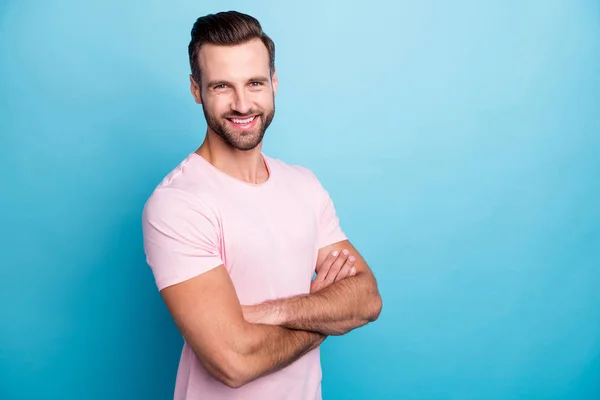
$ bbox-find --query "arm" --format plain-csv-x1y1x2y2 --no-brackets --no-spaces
142,189,324,389
161,264,325,389
243,240,382,336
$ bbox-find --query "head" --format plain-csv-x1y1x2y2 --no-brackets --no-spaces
188,11,277,151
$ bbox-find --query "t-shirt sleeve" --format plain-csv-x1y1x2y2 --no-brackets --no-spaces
141,187,224,291
307,170,348,249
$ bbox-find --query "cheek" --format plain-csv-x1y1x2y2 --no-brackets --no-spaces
253,91,274,109
205,97,230,116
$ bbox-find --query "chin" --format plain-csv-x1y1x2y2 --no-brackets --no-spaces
222,132,262,151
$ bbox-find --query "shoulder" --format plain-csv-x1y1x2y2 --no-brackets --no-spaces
142,155,220,228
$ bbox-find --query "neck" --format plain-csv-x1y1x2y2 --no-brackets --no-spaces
195,130,269,185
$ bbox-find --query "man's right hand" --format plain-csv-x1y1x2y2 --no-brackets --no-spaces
310,249,356,293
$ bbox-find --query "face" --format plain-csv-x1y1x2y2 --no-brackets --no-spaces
190,38,278,151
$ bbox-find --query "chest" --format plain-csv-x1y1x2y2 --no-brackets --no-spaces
217,188,319,303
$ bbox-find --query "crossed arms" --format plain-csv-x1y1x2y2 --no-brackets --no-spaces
160,240,382,388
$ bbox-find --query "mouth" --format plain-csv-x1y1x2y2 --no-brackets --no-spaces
226,115,259,131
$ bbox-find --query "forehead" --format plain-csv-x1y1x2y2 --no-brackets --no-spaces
199,38,270,83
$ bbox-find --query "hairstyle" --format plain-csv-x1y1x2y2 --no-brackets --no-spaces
188,11,276,85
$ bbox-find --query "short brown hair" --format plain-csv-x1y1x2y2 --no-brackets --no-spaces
188,11,276,85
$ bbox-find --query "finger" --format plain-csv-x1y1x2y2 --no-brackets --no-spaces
323,249,349,284
314,249,340,282
310,276,327,293
311,253,354,293
310,280,321,293
335,255,355,281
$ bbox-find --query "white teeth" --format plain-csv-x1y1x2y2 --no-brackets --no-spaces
231,116,255,124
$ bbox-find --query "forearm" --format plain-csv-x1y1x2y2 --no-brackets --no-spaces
268,273,382,336
232,323,325,387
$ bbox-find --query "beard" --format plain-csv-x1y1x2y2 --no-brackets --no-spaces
202,103,275,151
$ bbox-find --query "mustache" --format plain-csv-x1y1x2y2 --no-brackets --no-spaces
224,111,261,118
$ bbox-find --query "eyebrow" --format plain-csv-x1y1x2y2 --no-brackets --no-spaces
247,76,270,83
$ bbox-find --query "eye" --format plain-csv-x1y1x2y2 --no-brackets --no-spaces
250,82,263,87
214,84,227,90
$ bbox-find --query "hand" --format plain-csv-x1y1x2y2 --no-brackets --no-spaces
311,249,356,293
242,249,356,324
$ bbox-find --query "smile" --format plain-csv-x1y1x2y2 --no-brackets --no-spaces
230,116,255,124
227,115,259,130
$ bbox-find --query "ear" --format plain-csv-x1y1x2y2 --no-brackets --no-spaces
271,67,279,97
190,74,202,104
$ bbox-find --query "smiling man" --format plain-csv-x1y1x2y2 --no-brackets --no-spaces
142,10,382,400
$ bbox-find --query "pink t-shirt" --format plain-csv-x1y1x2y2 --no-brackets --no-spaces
142,152,347,400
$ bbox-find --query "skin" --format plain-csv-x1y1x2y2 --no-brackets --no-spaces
190,38,277,185
159,37,382,389
241,241,382,336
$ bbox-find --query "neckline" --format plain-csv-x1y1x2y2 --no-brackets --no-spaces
190,152,273,188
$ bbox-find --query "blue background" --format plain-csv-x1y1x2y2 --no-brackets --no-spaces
1,1,599,399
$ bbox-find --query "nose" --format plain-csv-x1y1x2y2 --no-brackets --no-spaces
231,90,251,115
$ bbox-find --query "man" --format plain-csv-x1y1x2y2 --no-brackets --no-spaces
142,10,382,400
